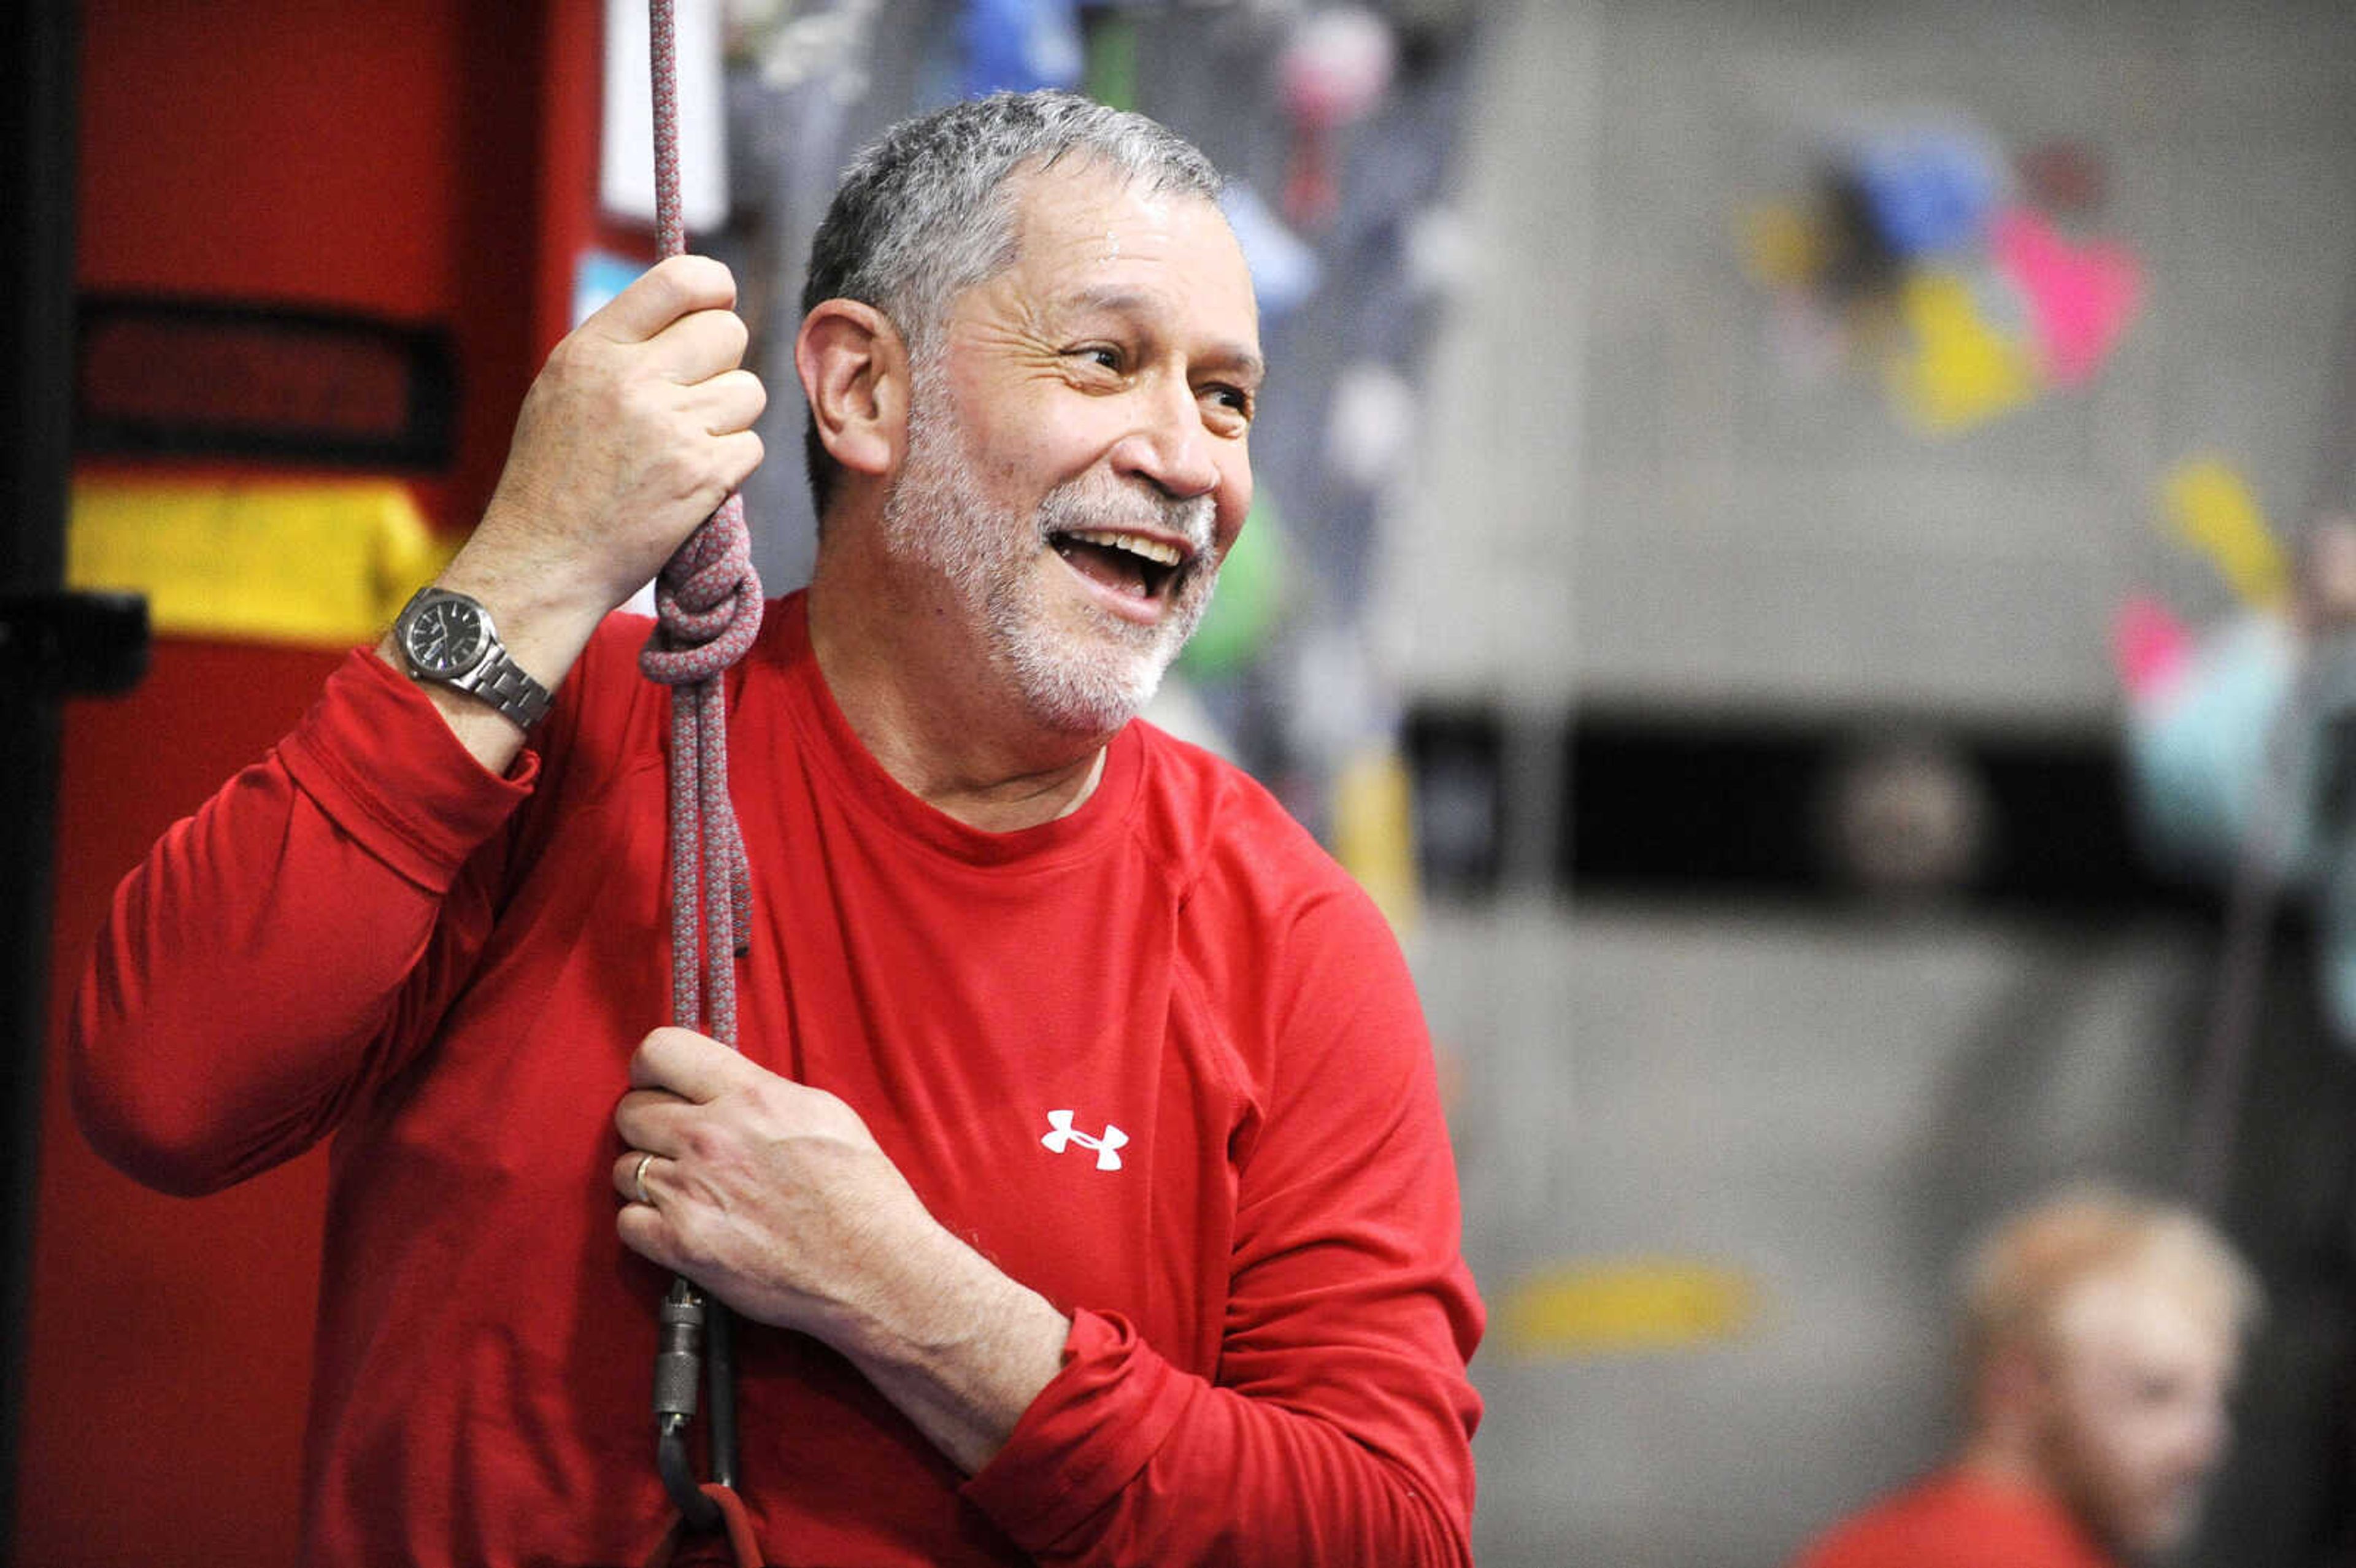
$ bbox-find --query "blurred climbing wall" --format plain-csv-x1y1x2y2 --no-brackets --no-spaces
1385,3,2356,1565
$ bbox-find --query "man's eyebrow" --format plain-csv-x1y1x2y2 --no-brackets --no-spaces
1203,344,1268,388
1060,286,1266,385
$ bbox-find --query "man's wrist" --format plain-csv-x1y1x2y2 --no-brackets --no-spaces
420,521,622,698
376,534,606,770
834,1227,1069,1475
392,587,555,729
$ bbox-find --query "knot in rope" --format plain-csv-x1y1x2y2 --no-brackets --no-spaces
637,491,761,1037
639,493,763,688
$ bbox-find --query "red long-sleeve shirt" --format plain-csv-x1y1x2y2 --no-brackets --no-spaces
1792,1469,2117,1568
71,593,1482,1566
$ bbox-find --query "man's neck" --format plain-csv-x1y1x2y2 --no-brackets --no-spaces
804,569,1112,834
1955,1437,2115,1557
1956,1435,2051,1496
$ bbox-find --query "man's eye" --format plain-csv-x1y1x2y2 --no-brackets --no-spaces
1205,385,1255,423
1074,346,1123,371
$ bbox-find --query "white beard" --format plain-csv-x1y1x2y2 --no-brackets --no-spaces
881,377,1220,736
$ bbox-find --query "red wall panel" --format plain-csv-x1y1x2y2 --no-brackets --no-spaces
73,0,552,528
17,1,590,1560
23,644,344,1566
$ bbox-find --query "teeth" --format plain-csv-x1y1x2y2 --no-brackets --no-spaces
1068,528,1184,567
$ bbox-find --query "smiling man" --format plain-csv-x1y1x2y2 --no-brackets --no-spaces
798,142,1260,809
71,92,1481,1567
1793,1187,2258,1568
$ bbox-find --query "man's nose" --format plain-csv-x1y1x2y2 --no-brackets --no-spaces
1114,380,1221,501
2180,1401,2230,1474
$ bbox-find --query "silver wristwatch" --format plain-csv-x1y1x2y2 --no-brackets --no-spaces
393,586,555,728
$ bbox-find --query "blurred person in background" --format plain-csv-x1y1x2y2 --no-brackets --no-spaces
2128,509,2356,1043
1793,1186,2260,1568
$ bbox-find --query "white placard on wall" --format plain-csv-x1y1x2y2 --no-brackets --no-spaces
601,0,730,236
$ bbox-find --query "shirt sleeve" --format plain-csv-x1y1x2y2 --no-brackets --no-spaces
963,880,1484,1566
69,648,539,1196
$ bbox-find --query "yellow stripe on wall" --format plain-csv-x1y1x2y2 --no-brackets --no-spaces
69,476,453,647
1499,1258,1761,1359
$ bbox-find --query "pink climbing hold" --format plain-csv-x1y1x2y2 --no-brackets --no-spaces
2113,593,2192,703
1990,206,2143,387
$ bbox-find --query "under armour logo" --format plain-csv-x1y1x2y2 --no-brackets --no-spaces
1041,1109,1129,1171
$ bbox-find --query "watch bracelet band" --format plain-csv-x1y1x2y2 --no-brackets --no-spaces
455,647,555,728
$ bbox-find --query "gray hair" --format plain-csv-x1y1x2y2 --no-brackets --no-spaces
800,90,1225,517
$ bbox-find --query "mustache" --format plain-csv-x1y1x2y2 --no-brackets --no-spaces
1037,478,1217,559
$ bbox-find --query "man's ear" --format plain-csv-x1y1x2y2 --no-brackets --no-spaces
796,299,906,485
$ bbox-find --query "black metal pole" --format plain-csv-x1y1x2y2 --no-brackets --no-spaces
0,0,83,1546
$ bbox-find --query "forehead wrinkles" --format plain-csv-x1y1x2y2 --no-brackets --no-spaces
1011,171,1179,280
944,193,1254,375
1011,159,1249,279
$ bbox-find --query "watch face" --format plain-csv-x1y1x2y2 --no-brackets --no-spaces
404,595,488,677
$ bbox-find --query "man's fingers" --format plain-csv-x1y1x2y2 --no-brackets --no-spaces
612,1088,696,1157
612,1147,669,1205
688,368,769,437
710,429,766,494
587,254,737,344
615,1193,689,1280
616,1196,674,1253
629,1025,757,1101
644,304,752,386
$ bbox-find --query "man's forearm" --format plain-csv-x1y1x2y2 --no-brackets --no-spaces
961,1306,1480,1568
834,1231,1071,1475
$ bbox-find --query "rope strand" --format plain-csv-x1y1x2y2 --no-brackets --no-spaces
637,1,763,1556
637,0,763,1045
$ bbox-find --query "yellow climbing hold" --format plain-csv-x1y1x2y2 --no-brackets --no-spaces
2161,458,2287,609
1886,269,2039,434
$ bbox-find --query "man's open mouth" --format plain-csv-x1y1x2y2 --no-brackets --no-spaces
1050,527,1188,601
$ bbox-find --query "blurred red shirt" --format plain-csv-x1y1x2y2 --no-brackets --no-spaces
1794,1467,2114,1568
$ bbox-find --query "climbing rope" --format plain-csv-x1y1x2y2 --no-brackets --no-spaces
635,0,764,1553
